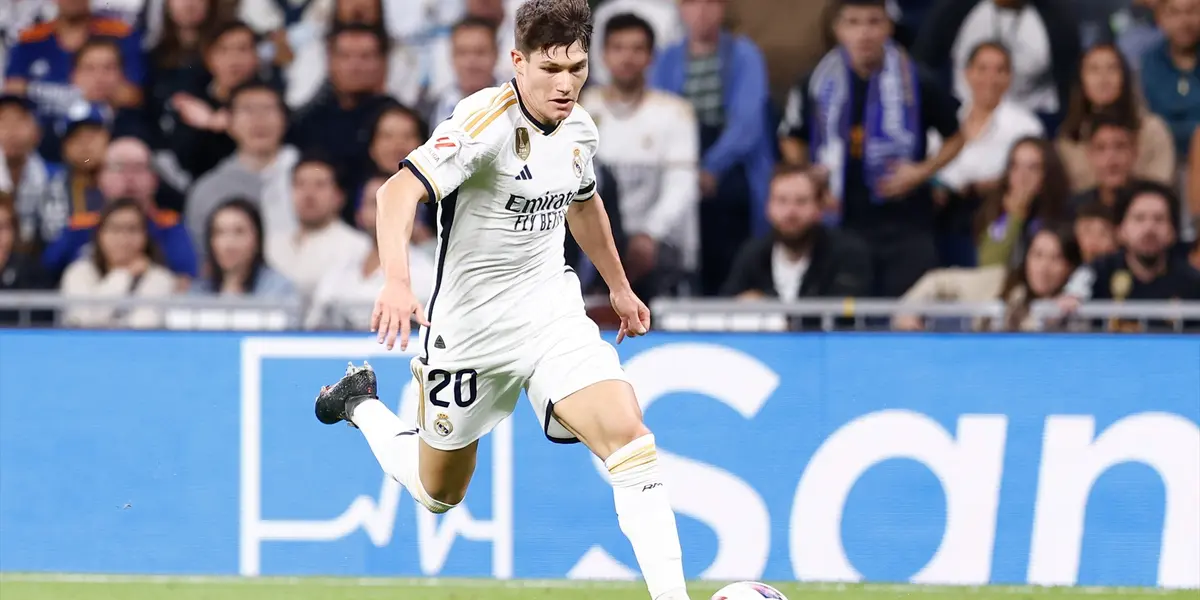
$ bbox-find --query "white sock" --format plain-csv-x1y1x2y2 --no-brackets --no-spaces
349,399,455,514
605,434,689,600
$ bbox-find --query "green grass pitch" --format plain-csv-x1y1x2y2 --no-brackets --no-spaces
0,575,1193,600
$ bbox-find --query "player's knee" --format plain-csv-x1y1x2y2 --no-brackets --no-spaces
421,479,468,509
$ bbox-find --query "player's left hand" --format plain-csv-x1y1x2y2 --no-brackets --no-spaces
611,288,650,344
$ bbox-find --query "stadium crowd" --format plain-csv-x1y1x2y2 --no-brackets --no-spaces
0,0,1198,331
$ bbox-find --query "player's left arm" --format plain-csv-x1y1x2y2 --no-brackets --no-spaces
567,159,649,341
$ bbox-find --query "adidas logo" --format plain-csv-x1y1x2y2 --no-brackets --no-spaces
433,335,446,349
514,165,533,181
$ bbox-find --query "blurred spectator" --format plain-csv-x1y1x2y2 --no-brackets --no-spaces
1,1,56,74
44,38,148,159
1112,0,1165,70
895,226,1081,331
1063,181,1200,303
59,197,175,328
1068,114,1146,213
974,137,1070,268
289,23,391,190
1056,44,1175,191
780,0,964,297
143,0,228,160
265,155,371,298
1141,0,1200,160
46,136,197,286
914,0,1079,128
417,0,515,108
721,166,873,300
589,0,682,87
0,195,50,311
932,43,1044,198
0,94,58,248
306,175,433,329
564,161,628,294
651,0,774,296
356,102,430,231
1073,200,1119,263
1191,128,1200,232
167,20,263,181
190,198,296,297
185,80,298,256
39,102,110,276
582,13,700,300
271,0,391,109
418,17,501,126
4,0,146,154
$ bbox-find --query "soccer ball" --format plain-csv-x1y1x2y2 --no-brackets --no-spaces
711,581,789,600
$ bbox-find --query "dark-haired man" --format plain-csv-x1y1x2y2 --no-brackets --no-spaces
313,2,693,599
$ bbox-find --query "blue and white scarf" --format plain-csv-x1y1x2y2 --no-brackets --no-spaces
809,42,921,206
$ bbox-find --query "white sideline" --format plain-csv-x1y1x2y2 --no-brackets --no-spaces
0,574,1184,595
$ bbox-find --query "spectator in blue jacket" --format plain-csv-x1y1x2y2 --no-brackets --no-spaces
649,0,774,295
1141,0,1200,160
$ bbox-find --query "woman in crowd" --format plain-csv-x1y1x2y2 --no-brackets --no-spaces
0,195,50,325
145,0,230,147
974,137,1070,268
190,198,296,297
894,227,1082,332
355,102,433,240
1056,43,1175,191
60,199,176,329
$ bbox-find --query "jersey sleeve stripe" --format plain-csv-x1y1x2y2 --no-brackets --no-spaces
468,98,518,138
462,88,514,132
575,180,597,200
402,158,441,202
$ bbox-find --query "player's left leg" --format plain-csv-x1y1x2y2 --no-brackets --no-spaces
527,343,689,600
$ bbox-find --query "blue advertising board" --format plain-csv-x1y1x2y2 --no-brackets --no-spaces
0,331,1197,588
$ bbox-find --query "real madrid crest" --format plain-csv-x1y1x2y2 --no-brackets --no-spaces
515,127,531,161
1110,270,1133,300
572,147,584,178
434,413,454,437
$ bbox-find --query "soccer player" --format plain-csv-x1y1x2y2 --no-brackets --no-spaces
313,1,691,599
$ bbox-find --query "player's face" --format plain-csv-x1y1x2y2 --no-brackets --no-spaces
767,173,822,247
1119,195,1175,259
965,47,1011,109
835,6,891,70
604,28,652,90
513,41,588,123
209,207,259,272
97,207,148,268
292,164,343,228
98,139,156,202
168,0,210,29
73,47,122,102
230,89,285,154
207,30,258,87
1088,127,1136,189
452,26,499,95
1075,216,1116,262
0,106,39,159
1024,231,1072,298
369,110,421,173
1081,47,1123,107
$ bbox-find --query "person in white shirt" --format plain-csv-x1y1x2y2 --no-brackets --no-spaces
932,41,1044,198
587,0,682,87
266,155,371,299
305,175,433,329
419,16,501,125
580,12,700,298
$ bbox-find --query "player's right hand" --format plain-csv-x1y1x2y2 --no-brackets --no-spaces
371,280,429,351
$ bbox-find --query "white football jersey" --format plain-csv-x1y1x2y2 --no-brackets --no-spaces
403,79,599,361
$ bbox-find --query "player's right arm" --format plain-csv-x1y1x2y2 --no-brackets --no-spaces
372,87,513,350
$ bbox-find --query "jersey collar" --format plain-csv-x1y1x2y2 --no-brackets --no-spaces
511,78,560,136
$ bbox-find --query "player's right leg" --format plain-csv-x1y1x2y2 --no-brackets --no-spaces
314,362,477,512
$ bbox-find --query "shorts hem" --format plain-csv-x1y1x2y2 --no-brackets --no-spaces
418,429,481,451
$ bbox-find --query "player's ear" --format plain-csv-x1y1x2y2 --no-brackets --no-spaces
511,49,525,76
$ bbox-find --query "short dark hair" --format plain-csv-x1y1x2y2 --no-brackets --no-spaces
453,16,499,41
73,38,124,71
229,79,286,116
1086,111,1137,142
204,198,267,293
604,13,656,50
1115,180,1181,231
515,0,593,55
1074,200,1115,225
836,0,890,16
771,163,830,199
327,22,389,55
203,20,257,55
293,153,342,190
